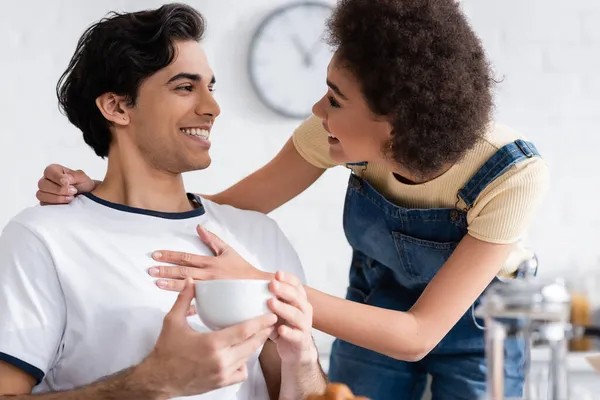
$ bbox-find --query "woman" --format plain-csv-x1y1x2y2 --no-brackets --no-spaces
36,0,548,398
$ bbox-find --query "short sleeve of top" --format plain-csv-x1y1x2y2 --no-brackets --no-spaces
467,157,549,244
0,221,66,384
293,114,549,245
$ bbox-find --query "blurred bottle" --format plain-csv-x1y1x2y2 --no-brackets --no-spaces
569,269,593,352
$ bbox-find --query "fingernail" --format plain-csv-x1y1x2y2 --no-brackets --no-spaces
152,251,162,259
272,281,279,289
65,196,74,201
68,186,77,195
197,224,205,232
156,279,167,288
148,267,159,276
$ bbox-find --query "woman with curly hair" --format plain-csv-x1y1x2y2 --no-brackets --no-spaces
37,0,547,398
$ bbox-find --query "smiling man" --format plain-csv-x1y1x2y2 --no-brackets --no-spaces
0,4,325,399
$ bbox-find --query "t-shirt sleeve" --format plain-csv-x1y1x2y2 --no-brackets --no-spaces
0,221,66,384
292,114,341,169
467,158,549,244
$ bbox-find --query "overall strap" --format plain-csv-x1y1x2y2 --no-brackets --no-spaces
457,140,540,209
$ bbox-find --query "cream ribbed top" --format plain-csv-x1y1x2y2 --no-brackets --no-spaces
293,115,549,245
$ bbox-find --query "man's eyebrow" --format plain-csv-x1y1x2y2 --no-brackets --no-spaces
166,73,216,85
326,79,347,100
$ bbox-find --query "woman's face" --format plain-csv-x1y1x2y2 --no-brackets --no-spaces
312,53,393,165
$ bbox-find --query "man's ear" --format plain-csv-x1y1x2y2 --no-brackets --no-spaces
95,93,131,126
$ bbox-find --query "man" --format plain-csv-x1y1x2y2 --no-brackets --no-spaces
0,3,325,399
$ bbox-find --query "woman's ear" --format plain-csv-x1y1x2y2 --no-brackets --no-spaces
95,93,131,126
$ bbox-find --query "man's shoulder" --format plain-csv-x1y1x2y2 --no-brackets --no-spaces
9,198,88,234
200,197,280,231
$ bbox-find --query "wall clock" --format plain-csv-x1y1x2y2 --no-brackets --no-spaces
248,2,333,119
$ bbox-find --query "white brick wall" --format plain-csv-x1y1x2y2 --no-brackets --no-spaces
462,0,600,283
1,0,598,364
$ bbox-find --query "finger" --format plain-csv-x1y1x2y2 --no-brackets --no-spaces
152,250,213,268
167,278,195,318
275,270,303,288
217,313,277,346
277,325,305,343
269,280,307,311
220,364,249,388
38,177,75,196
70,170,96,192
228,326,273,364
43,164,71,185
268,330,280,341
219,327,272,377
36,190,74,205
269,318,286,341
268,298,307,331
197,225,227,255
186,304,197,316
222,359,250,379
155,278,186,292
149,265,206,280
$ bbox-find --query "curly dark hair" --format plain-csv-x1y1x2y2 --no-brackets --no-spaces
326,0,494,177
56,4,206,158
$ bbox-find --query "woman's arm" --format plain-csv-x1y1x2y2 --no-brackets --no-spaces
208,138,325,214
150,230,512,362
307,234,513,361
36,137,325,213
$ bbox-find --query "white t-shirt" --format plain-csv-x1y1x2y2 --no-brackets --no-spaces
0,193,306,399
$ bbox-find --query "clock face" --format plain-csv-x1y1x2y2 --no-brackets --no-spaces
248,2,334,119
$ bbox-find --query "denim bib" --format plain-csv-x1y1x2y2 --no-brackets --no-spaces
328,140,540,399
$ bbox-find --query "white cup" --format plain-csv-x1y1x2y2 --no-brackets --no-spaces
195,279,273,330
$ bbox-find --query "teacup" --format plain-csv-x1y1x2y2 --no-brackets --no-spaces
195,279,273,330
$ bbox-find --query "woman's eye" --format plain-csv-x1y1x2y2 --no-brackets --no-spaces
328,96,340,108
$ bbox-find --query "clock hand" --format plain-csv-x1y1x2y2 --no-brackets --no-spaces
309,38,323,55
300,38,325,67
290,35,311,67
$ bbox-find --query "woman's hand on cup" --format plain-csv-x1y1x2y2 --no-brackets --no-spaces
267,271,317,365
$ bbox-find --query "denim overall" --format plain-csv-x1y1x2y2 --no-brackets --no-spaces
328,140,540,400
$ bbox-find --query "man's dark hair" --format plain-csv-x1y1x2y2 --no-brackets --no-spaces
326,0,494,177
57,3,206,158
